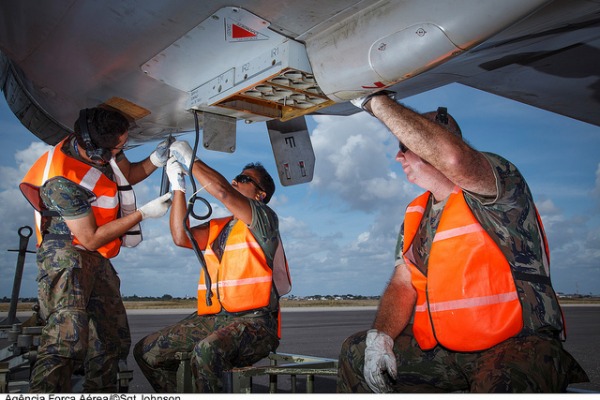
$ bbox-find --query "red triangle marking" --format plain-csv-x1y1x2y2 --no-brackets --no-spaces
232,24,256,39
361,81,387,89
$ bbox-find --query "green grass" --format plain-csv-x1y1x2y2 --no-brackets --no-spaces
2,297,598,312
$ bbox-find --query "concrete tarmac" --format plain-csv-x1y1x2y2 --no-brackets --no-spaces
2,304,598,393
123,304,600,393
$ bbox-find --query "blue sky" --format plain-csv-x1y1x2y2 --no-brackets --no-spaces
1,83,599,299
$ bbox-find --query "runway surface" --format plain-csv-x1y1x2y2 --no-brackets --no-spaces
123,304,600,393
2,305,598,393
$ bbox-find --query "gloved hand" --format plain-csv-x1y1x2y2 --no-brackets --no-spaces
350,90,396,117
170,140,197,167
166,156,187,193
138,192,172,220
149,136,175,167
363,329,397,393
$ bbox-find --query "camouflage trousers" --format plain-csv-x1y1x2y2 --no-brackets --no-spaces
133,310,279,393
337,326,589,393
29,240,130,393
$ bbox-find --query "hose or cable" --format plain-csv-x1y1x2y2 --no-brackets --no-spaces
183,110,213,306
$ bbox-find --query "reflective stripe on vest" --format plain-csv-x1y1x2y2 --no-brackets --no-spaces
19,137,122,258
403,188,523,351
198,217,274,315
109,158,142,247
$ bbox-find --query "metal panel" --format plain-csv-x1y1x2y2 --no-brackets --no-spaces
202,112,237,153
267,117,315,186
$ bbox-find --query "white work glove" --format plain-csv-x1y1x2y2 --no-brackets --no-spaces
350,90,396,117
364,329,397,393
166,156,187,193
138,192,172,220
149,136,175,167
169,140,197,167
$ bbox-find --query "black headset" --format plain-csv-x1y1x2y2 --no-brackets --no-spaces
78,108,112,163
435,106,449,125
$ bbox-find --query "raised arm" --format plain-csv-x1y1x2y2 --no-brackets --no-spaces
115,137,172,185
368,95,497,197
170,141,254,225
166,156,209,249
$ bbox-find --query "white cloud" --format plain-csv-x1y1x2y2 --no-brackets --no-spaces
536,197,561,216
309,113,418,212
0,143,54,299
268,113,418,296
113,217,201,297
15,142,53,173
3,85,600,299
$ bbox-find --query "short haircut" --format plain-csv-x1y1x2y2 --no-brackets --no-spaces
73,107,129,150
243,162,276,204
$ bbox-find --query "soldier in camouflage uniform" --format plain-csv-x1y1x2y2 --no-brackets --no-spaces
20,107,173,392
338,93,589,393
134,143,290,393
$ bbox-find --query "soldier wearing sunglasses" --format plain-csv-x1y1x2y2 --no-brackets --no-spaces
134,140,291,393
337,92,588,393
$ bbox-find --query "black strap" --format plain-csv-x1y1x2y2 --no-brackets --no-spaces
41,210,60,217
512,270,552,285
42,233,72,241
117,184,133,191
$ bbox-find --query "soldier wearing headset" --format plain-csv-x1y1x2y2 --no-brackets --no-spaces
20,107,172,392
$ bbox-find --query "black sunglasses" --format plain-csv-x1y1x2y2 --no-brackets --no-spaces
234,174,265,192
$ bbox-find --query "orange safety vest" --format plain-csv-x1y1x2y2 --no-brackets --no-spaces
198,216,291,317
403,188,523,351
19,137,122,259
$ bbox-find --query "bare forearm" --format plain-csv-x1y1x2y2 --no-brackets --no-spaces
372,97,457,168
372,266,416,339
169,190,192,247
67,211,143,251
190,159,253,224
191,159,232,202
126,157,158,185
370,96,497,196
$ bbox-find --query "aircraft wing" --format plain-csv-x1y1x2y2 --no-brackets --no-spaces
1,0,598,185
